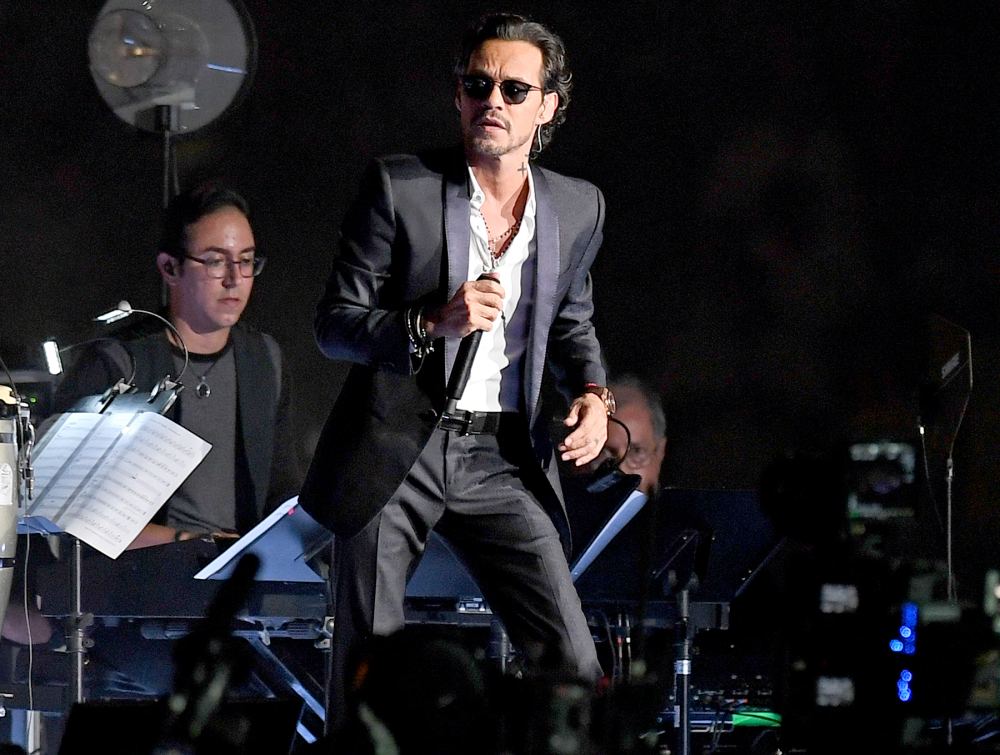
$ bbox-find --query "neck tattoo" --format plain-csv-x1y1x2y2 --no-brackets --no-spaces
518,161,528,176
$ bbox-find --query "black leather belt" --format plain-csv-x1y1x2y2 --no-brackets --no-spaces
437,410,504,435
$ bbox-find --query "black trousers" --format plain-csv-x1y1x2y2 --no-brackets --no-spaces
329,418,601,730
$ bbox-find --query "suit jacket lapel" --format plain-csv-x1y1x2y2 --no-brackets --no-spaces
443,166,470,381
440,159,560,424
528,166,559,427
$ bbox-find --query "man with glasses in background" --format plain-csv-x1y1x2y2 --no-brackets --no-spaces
54,182,301,548
599,375,668,499
565,374,668,567
300,12,616,738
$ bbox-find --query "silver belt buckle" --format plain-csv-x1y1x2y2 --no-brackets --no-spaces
438,411,474,435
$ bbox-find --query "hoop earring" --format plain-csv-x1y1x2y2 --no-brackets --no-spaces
535,126,543,154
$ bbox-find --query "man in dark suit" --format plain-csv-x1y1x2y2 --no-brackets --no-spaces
300,13,616,730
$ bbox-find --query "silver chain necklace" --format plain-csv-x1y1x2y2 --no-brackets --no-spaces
191,345,230,399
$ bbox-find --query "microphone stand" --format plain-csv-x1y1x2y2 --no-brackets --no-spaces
654,530,704,755
674,588,692,755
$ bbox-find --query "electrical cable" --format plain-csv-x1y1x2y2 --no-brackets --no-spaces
22,533,33,729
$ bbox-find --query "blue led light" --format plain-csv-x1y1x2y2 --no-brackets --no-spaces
897,670,914,703
891,605,919,702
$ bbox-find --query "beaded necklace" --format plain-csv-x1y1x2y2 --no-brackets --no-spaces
482,215,521,261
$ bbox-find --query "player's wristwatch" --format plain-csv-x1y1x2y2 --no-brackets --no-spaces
582,383,616,416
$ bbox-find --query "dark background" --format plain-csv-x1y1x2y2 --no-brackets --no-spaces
2,1,999,594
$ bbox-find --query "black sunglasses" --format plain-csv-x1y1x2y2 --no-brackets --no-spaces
460,74,543,105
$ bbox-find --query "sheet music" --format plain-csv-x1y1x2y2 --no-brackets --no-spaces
570,489,648,582
193,496,330,582
24,412,211,559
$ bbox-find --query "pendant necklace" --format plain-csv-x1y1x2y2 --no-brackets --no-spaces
167,327,228,399
194,358,220,399
190,345,228,399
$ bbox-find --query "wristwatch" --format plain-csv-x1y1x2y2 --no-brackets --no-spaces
582,383,616,416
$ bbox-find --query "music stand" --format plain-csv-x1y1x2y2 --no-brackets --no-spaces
570,489,648,584
194,497,331,584
22,383,198,704
570,487,781,754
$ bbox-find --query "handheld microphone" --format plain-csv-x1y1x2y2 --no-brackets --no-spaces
441,274,494,418
442,331,483,417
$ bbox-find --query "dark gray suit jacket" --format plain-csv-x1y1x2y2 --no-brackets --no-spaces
300,148,608,546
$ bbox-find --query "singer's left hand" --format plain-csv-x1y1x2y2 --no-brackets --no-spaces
559,393,608,466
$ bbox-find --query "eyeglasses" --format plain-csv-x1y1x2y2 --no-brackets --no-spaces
460,74,543,105
622,444,654,469
184,254,266,279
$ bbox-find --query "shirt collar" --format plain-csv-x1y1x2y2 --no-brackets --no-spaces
467,164,536,216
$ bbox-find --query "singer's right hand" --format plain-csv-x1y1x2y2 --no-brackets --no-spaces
424,276,505,339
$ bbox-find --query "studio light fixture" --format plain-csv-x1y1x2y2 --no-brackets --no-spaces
87,0,257,205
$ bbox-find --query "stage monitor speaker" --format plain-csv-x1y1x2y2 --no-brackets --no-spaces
57,698,301,755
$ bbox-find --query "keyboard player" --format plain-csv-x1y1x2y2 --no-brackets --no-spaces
37,183,304,696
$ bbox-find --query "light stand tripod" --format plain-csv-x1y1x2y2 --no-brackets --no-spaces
653,529,709,755
673,587,693,755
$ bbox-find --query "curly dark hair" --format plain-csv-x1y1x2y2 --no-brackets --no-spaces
453,12,573,156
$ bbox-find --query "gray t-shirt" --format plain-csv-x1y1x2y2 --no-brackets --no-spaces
167,344,238,533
